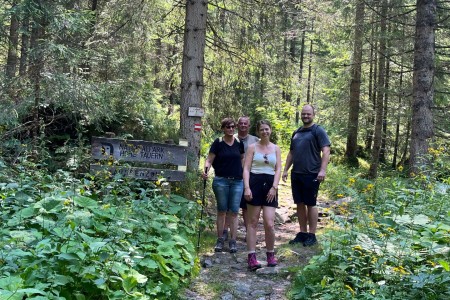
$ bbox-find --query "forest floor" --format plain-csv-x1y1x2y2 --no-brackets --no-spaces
182,181,331,300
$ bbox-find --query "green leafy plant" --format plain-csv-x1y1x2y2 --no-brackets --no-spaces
0,160,202,299
290,157,450,300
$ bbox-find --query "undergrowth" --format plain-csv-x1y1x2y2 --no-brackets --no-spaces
289,148,450,299
0,157,202,299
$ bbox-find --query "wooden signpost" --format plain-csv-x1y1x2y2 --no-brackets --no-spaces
90,137,188,181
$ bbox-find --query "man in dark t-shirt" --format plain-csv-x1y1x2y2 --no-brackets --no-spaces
282,105,331,247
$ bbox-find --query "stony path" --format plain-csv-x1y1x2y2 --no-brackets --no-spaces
182,183,327,300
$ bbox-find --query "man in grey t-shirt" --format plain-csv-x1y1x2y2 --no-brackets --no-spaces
282,105,331,247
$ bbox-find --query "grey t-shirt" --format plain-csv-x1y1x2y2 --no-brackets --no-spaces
234,134,259,153
289,124,331,174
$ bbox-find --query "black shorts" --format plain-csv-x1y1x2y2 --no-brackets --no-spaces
246,173,278,208
240,195,247,209
291,172,320,206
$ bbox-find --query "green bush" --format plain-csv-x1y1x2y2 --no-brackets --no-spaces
290,160,450,300
0,162,200,299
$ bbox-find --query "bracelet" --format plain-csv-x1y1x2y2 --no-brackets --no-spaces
272,186,278,190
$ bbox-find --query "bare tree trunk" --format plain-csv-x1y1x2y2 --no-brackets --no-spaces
409,0,436,174
29,2,46,143
180,0,208,171
19,16,30,77
365,16,378,151
295,29,306,125
306,21,314,104
369,0,388,179
5,0,19,79
392,64,404,168
345,0,365,164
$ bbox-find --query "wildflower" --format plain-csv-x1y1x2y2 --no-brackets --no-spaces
387,227,396,233
352,245,363,251
348,178,356,186
337,193,344,198
345,284,355,295
64,199,71,206
392,266,409,275
398,165,403,172
370,221,380,228
366,184,374,190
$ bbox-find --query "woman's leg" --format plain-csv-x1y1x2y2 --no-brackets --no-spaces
212,177,230,238
228,179,243,240
262,206,276,251
246,204,262,251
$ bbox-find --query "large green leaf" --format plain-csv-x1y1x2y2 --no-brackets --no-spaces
73,196,98,209
17,206,36,218
0,290,24,300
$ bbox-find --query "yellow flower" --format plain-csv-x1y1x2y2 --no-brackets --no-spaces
370,221,379,228
352,245,363,251
398,165,403,172
393,266,409,275
337,193,344,198
345,284,355,295
63,199,71,206
387,227,396,233
366,184,374,190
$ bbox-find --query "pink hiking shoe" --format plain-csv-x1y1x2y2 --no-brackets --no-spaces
247,253,262,271
266,252,278,267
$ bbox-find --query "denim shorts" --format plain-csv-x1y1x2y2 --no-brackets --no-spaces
291,173,320,206
212,177,244,213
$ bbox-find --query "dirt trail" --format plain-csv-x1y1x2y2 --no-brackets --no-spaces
183,182,326,300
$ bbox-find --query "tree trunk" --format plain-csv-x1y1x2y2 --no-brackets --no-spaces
409,0,435,174
5,0,20,79
392,64,404,169
180,0,208,172
306,21,314,104
29,1,47,143
19,16,30,77
365,16,377,152
295,29,306,125
345,0,365,164
369,0,388,179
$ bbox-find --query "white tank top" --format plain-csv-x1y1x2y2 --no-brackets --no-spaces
250,152,276,175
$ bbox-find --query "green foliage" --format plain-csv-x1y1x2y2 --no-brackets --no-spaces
290,158,450,300
0,160,201,299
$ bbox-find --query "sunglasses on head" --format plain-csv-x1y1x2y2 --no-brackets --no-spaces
263,154,269,164
225,125,235,129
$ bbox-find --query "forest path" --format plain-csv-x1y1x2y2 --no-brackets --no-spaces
183,182,329,300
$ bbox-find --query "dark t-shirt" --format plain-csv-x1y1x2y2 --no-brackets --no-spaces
289,124,331,174
209,137,245,179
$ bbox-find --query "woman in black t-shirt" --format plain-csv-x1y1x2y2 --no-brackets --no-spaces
203,118,244,253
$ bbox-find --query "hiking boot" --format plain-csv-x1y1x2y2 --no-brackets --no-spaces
303,233,317,247
222,229,229,241
266,252,278,267
214,237,224,252
229,239,237,253
247,253,262,271
289,232,308,244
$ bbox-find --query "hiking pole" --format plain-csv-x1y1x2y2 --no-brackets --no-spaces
197,167,208,252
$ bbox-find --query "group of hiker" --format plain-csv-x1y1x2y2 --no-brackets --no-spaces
201,104,331,271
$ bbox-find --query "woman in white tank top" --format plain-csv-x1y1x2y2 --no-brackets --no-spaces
242,120,281,270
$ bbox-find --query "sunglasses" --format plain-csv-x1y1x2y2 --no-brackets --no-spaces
225,125,235,129
263,154,269,164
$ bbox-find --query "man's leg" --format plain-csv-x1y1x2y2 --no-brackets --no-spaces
307,205,318,234
296,203,308,233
